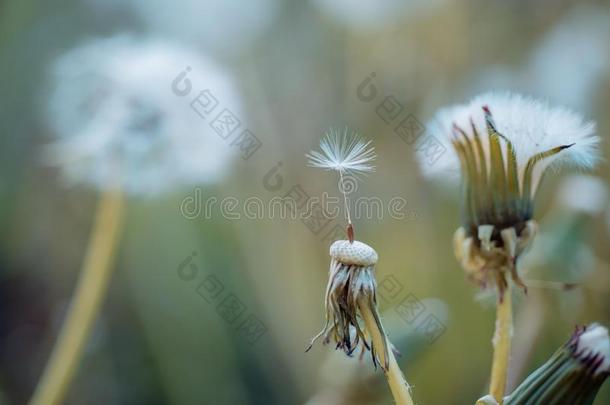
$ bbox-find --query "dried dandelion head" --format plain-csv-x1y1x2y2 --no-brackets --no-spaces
423,93,599,297
307,240,391,370
306,130,391,368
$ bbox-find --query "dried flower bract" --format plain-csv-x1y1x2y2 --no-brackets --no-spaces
307,240,390,370
506,323,610,404
423,93,599,297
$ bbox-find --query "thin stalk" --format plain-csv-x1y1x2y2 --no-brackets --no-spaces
338,170,355,242
30,187,125,405
358,301,415,405
490,284,513,404
338,170,352,225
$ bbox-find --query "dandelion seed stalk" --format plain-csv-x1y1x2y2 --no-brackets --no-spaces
359,301,415,405
338,169,355,242
338,169,351,225
490,284,513,403
30,187,124,405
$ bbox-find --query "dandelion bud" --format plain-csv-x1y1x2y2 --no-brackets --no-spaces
307,240,390,370
505,323,610,404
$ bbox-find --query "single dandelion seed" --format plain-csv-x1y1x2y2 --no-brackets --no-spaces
306,128,376,174
306,128,376,241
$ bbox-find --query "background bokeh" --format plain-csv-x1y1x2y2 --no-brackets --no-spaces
1,0,609,404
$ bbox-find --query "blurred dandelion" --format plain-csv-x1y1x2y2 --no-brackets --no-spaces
46,35,240,195
33,35,241,405
426,93,598,295
526,5,610,112
421,92,600,402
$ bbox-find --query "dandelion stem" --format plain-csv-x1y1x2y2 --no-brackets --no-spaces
358,301,415,405
338,170,352,225
30,187,125,405
490,284,513,404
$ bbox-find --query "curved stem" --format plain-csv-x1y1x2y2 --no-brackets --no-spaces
358,302,415,405
30,188,125,405
490,284,513,404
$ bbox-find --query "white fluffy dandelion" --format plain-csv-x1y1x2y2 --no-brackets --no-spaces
34,35,245,405
420,92,601,404
423,92,599,188
422,92,599,296
45,35,241,196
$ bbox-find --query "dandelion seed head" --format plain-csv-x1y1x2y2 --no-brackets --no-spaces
306,128,376,176
45,35,241,196
421,92,599,186
435,92,600,296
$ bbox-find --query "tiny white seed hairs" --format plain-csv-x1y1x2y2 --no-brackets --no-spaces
306,127,376,176
306,127,376,232
578,323,610,375
422,92,599,182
